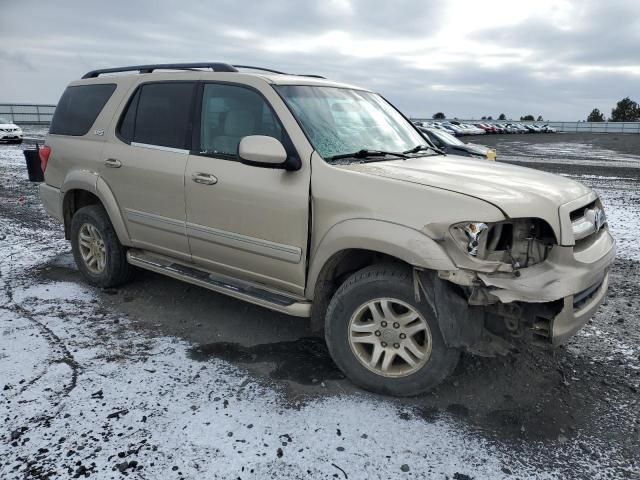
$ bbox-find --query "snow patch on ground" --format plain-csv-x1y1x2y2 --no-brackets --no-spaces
2,277,545,479
499,141,640,168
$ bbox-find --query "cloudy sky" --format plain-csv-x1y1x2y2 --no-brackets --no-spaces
1,0,638,120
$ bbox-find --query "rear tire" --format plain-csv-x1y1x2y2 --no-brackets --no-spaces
325,264,459,396
70,205,133,288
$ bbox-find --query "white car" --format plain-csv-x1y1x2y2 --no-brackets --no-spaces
0,118,23,143
451,123,484,135
441,122,465,135
460,123,486,135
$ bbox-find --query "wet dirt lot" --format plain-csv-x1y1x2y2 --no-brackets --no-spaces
1,130,639,479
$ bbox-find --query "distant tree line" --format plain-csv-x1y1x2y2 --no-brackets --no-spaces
432,112,545,121
587,97,640,122
430,98,640,122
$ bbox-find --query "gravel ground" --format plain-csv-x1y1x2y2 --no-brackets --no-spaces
0,130,639,479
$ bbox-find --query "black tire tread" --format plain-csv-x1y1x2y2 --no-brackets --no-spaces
70,205,133,288
325,263,459,396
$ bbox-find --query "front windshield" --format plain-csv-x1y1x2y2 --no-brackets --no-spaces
275,85,427,160
0,117,10,124
432,129,464,146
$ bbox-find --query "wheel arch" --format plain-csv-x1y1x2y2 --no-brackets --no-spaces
61,173,130,245
306,219,457,332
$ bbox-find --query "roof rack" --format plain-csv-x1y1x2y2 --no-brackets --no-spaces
232,65,325,79
82,62,238,79
232,65,288,74
81,62,326,80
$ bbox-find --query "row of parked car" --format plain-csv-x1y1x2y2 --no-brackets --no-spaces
416,125,497,161
414,120,557,136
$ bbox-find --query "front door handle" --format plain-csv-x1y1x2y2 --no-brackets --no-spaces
191,172,218,185
105,158,122,168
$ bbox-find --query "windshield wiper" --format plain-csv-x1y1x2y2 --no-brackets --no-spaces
328,149,408,162
403,144,445,156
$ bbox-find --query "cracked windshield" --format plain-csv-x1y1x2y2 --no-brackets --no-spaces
276,85,428,160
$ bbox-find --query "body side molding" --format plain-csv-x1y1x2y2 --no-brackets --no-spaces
186,222,302,264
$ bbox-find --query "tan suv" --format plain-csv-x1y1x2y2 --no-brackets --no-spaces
38,62,616,396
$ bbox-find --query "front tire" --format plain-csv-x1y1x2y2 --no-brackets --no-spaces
325,264,459,396
70,205,133,288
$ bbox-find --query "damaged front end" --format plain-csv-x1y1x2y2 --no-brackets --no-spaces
421,199,616,353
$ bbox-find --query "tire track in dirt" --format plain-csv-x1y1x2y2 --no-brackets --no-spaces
1,236,80,418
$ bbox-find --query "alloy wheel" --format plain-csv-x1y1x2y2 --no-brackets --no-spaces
78,223,106,274
348,298,432,378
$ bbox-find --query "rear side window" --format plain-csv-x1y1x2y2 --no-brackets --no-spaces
118,82,195,149
50,84,116,136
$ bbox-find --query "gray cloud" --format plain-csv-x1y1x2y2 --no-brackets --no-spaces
0,0,638,120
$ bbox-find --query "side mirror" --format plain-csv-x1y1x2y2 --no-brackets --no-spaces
238,135,287,168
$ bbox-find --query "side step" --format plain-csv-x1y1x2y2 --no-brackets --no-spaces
126,249,311,317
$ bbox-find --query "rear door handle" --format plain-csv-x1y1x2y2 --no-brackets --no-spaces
104,158,122,168
191,172,218,185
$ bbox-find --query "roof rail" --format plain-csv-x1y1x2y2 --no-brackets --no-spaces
232,65,288,75
81,63,326,80
81,62,238,79
233,65,326,79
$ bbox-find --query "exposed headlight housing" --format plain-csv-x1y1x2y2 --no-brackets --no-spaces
450,219,556,269
459,222,488,256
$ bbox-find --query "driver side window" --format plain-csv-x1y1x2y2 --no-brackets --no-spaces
200,84,283,157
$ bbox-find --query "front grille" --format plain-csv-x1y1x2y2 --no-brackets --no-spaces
571,201,607,243
570,200,596,221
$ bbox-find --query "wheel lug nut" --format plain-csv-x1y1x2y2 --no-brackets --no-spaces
375,330,381,336
393,322,400,329
381,342,387,347
399,333,406,339
393,343,400,349
381,321,387,327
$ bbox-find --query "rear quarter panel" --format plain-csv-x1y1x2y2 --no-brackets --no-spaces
44,78,135,190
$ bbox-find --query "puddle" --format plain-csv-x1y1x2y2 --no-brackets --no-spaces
188,336,345,385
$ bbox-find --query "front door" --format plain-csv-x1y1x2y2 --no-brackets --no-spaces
184,82,310,294
101,81,196,261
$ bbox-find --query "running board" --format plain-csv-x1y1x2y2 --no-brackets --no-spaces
126,249,311,317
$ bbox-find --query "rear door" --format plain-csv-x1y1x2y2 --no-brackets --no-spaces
184,82,311,295
101,81,196,261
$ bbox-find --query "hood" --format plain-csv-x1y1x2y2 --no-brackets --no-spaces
336,155,591,221
0,123,19,129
